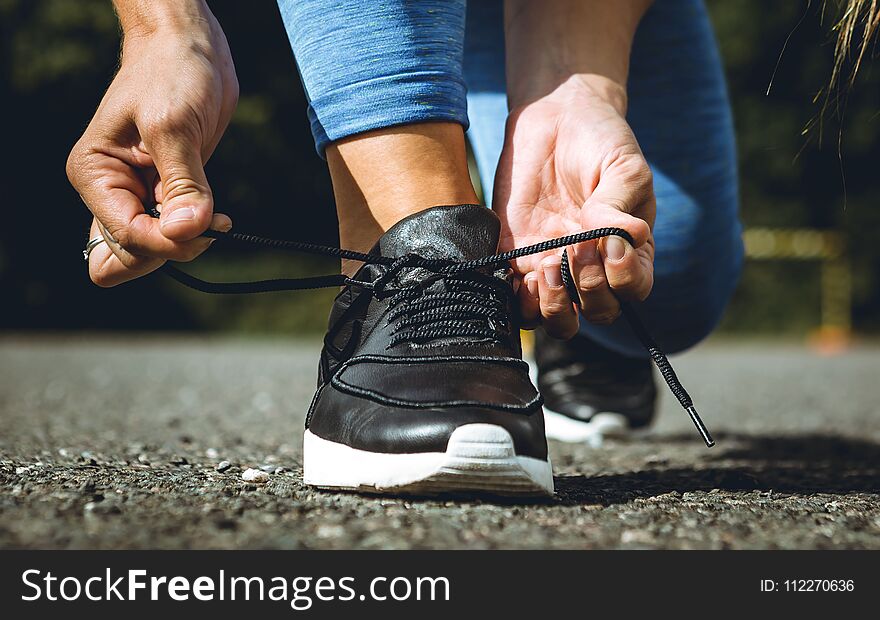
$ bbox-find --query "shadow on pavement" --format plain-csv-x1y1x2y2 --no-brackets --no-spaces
554,433,880,506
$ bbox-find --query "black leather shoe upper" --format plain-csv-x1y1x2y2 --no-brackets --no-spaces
308,204,547,459
535,329,657,428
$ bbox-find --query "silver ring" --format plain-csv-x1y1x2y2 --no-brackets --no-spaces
83,236,106,261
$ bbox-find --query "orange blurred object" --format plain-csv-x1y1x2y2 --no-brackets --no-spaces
808,326,853,356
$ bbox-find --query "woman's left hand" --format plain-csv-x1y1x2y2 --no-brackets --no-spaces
494,75,656,339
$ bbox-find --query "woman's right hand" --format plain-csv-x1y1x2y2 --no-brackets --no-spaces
67,9,238,287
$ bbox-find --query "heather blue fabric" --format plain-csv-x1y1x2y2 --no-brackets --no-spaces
277,0,469,154
278,0,743,357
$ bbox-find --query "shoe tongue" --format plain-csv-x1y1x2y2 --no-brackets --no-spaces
377,204,500,261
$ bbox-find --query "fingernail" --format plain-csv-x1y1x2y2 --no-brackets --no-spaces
605,236,627,262
525,274,538,298
543,263,563,288
161,208,196,227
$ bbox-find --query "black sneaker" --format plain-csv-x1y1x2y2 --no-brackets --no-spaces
534,328,657,446
303,204,553,496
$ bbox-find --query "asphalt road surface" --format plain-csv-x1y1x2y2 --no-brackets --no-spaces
1,335,878,549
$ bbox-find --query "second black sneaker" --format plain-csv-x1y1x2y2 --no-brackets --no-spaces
534,328,657,446
303,204,553,496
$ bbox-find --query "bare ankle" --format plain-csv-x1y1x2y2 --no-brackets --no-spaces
326,122,479,274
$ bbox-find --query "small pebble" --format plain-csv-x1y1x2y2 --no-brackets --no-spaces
242,468,269,483
216,460,232,473
260,464,278,474
316,524,345,539
205,448,219,459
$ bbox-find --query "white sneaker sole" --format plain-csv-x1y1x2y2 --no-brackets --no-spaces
543,409,632,448
303,423,554,497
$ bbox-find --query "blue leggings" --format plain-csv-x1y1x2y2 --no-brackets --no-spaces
278,0,743,358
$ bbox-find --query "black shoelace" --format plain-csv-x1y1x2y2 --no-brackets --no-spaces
152,209,715,448
383,270,511,347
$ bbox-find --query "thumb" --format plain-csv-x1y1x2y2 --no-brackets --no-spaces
580,172,654,248
145,133,216,242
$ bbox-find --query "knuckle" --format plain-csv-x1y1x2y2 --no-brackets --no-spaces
577,272,607,294
141,104,199,139
603,157,655,211
601,196,629,214
149,110,186,135
633,217,652,240
609,270,637,290
630,161,653,186
107,224,132,249
614,154,653,186
65,148,80,185
163,177,212,202
542,299,573,316
65,141,89,187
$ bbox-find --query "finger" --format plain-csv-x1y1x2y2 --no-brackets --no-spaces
580,160,654,249
570,241,621,325
107,207,215,264
88,213,231,287
144,129,216,242
71,149,219,261
538,255,579,340
580,170,655,301
518,272,541,329
147,170,232,236
580,200,653,249
599,234,654,301
585,156,657,228
87,218,164,287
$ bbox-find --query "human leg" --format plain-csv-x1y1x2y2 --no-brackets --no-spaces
278,0,478,271
278,0,552,495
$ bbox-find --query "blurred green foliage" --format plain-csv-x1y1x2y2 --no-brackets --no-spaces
1,0,878,334
707,0,880,333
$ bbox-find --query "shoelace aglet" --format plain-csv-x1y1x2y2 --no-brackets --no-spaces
686,405,715,448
